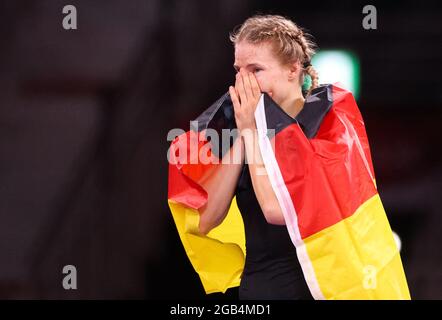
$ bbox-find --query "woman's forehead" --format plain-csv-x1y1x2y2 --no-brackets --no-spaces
234,41,275,66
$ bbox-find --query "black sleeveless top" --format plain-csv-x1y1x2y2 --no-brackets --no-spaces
235,163,313,300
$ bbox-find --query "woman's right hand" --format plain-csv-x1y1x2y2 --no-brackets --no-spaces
229,69,261,134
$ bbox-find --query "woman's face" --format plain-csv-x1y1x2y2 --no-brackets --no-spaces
233,40,299,106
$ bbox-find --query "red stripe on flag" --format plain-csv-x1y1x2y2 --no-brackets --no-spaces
168,130,216,209
273,86,377,238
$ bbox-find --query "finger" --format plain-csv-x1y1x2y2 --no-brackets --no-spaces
241,69,254,100
236,72,248,103
229,86,241,112
249,72,261,99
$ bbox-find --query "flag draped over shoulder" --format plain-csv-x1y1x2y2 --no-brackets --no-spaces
167,83,411,299
168,93,246,294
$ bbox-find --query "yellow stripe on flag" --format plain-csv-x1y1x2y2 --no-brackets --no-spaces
304,194,411,299
168,196,246,294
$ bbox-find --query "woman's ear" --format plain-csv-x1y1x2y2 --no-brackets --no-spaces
287,60,301,81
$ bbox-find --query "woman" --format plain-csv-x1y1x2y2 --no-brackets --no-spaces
198,15,317,299
168,15,410,300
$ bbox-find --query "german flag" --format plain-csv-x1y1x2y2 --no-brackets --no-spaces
167,83,411,299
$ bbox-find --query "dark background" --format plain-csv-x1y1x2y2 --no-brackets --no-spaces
0,0,441,299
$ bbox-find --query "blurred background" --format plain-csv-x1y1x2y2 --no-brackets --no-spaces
0,0,441,299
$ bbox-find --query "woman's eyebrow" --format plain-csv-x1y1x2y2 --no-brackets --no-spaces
248,63,263,67
233,63,263,71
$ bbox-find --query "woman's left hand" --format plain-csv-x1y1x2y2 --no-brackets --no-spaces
229,69,261,133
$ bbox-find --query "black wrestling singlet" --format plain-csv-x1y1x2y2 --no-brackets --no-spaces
235,163,313,300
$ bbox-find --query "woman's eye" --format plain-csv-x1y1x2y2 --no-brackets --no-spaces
254,68,262,73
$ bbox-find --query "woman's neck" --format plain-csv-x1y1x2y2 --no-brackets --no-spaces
279,87,305,119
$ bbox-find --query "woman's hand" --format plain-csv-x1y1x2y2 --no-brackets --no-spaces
229,69,261,133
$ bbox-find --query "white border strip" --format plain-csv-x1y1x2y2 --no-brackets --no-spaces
254,95,325,300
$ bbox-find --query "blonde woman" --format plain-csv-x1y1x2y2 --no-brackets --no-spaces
168,15,410,300
198,15,317,299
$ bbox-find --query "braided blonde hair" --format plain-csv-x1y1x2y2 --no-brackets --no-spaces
230,15,319,96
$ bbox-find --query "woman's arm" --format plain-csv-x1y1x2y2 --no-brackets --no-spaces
198,135,244,235
242,129,285,225
229,69,285,225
